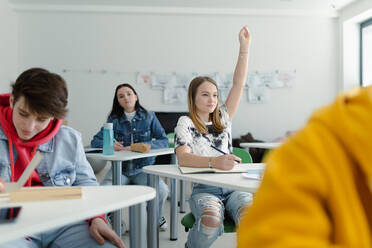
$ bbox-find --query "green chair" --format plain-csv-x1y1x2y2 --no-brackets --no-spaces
232,147,253,163
167,132,175,148
180,147,252,233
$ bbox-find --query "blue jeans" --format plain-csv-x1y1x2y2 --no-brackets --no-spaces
103,169,169,222
186,185,253,248
0,221,116,248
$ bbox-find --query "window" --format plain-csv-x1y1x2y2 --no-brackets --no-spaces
360,18,372,87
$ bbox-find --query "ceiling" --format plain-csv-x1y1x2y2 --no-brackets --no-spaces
10,0,359,15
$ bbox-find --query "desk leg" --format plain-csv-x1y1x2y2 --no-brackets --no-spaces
130,203,146,248
147,174,159,248
170,178,178,240
180,180,186,213
111,161,122,236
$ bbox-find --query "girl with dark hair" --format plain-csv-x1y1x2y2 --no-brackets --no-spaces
91,83,169,231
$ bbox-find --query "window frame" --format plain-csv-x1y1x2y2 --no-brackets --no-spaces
360,18,372,86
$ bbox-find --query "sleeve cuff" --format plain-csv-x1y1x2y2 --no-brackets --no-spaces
87,214,107,226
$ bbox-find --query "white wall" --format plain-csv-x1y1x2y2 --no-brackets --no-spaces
0,1,18,92
15,9,339,145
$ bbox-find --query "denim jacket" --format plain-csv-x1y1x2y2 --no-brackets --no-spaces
90,108,169,176
0,125,98,186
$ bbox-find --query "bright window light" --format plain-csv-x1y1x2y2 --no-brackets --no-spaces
361,19,372,87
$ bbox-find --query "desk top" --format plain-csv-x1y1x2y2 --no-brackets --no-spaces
0,185,155,244
240,142,281,149
143,165,262,193
86,148,174,161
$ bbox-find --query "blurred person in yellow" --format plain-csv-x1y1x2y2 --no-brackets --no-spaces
237,86,372,247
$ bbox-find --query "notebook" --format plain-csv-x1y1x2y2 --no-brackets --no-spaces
178,163,265,174
84,147,103,153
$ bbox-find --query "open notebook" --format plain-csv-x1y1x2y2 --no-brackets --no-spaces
178,163,265,174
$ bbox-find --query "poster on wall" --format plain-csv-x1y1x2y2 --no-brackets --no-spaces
273,70,296,88
215,72,233,89
136,72,154,84
247,85,270,103
135,69,295,105
151,73,175,89
218,88,230,103
163,87,187,104
247,70,296,89
247,72,262,88
176,73,196,90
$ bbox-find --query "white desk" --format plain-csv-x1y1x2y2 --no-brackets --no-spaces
86,148,174,247
240,142,281,150
0,186,155,245
143,164,264,248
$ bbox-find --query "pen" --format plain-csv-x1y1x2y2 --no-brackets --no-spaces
113,138,123,146
210,145,241,163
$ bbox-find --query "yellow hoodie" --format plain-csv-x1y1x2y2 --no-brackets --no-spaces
238,86,372,248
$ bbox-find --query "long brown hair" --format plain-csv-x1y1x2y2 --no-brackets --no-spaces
187,76,226,134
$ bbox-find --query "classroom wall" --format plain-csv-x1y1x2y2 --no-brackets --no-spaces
15,9,339,145
0,1,18,93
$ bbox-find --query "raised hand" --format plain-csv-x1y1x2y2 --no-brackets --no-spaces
239,25,251,47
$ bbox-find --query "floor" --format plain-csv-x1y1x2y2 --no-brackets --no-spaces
120,198,237,248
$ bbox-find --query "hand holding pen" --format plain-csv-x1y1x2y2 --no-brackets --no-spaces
209,145,242,170
113,138,130,151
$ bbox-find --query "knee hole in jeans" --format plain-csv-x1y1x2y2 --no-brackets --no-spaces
199,214,221,237
201,211,221,228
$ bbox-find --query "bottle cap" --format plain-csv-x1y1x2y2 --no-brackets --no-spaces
104,123,113,129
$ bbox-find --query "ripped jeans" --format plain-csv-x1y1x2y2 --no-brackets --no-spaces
186,184,253,248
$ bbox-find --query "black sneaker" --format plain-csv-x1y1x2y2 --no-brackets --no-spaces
106,212,113,226
159,216,168,232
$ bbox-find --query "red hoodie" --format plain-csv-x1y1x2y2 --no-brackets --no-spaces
0,93,61,186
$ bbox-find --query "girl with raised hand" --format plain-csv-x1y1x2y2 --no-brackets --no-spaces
174,26,252,248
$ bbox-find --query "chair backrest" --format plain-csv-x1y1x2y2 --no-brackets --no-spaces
233,147,253,163
155,112,188,134
86,156,111,183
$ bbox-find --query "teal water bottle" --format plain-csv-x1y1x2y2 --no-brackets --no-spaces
102,123,114,155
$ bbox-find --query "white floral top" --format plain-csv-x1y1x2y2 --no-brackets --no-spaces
174,104,232,157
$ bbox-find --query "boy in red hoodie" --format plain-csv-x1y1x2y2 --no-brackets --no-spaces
0,68,124,248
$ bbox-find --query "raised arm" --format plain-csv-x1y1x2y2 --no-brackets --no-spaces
225,25,251,120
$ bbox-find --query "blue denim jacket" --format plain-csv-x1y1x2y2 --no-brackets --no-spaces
0,125,98,186
90,108,169,176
